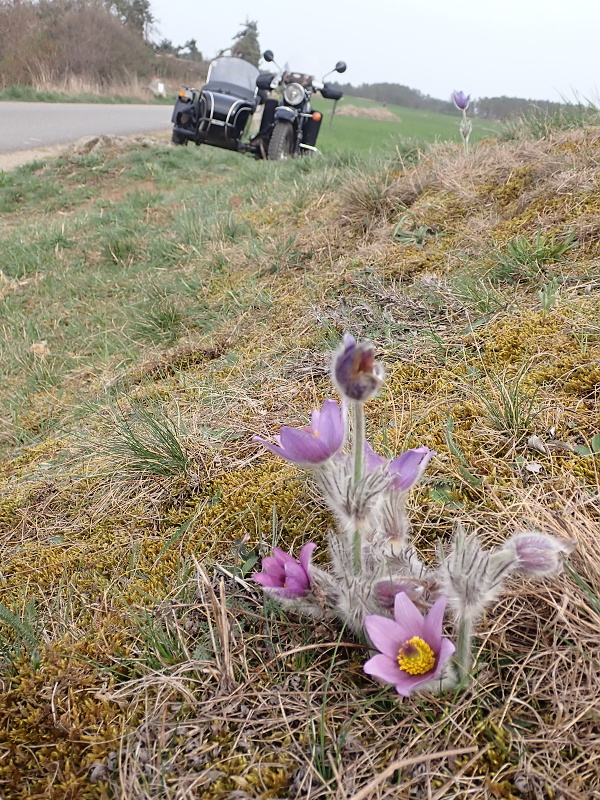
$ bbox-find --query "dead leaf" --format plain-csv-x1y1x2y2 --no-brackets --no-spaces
525,461,543,474
527,435,550,455
30,340,50,356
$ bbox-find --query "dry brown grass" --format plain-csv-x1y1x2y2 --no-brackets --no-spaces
101,531,600,800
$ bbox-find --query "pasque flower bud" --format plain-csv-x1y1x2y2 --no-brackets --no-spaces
452,90,470,111
504,531,574,577
332,334,384,403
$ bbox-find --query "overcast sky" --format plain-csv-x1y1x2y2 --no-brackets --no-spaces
149,0,599,103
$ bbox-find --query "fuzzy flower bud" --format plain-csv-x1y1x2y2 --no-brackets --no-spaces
504,531,574,578
436,529,517,621
375,579,426,613
460,117,473,142
332,334,384,403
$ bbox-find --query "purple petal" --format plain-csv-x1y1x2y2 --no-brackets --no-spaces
422,595,448,649
272,547,295,566
316,399,345,451
430,637,456,680
393,672,425,697
260,556,286,579
363,653,403,685
364,615,408,658
332,335,383,402
452,90,470,110
284,560,309,586
394,592,425,638
253,572,283,588
299,542,317,574
283,576,309,595
252,435,290,460
278,427,331,463
389,447,434,490
364,440,386,472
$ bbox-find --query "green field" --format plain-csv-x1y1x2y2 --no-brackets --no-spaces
314,95,502,153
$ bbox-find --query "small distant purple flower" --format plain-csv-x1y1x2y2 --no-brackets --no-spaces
253,398,345,466
332,334,384,403
452,90,470,111
505,531,574,577
363,592,455,697
364,441,435,491
253,542,317,598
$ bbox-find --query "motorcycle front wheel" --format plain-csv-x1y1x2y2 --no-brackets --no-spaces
171,130,189,146
267,121,294,160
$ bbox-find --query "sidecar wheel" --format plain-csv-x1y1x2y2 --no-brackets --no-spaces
267,121,294,160
171,130,188,146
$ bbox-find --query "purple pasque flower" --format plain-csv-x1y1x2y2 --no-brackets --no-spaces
363,592,455,697
332,334,384,403
364,441,435,491
504,531,574,577
253,398,345,466
253,542,317,598
452,90,470,111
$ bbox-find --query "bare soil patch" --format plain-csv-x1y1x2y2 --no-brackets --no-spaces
338,104,399,121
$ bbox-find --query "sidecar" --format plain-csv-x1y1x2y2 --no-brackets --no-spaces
171,56,268,152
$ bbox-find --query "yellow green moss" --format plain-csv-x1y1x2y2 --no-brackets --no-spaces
477,165,535,208
0,645,125,800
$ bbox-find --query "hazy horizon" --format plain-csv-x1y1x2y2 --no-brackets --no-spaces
149,0,599,104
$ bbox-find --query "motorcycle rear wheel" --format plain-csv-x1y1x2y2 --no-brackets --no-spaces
267,121,294,160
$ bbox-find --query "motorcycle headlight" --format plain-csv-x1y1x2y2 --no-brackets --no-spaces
283,82,305,106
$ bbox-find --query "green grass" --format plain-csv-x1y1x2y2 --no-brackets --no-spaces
314,95,502,153
0,84,172,104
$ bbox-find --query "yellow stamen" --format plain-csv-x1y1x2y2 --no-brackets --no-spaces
397,636,435,675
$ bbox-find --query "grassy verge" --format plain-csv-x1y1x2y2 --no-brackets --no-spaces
0,126,599,799
0,84,172,104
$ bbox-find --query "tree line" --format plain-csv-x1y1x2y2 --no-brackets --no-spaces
0,3,264,89
336,82,565,120
0,0,155,87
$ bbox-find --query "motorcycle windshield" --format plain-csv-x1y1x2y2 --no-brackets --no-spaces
205,57,259,101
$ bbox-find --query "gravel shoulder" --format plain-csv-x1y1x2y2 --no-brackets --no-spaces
0,129,172,172
0,143,67,172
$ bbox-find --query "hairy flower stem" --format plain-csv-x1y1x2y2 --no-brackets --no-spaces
461,111,471,154
454,615,473,686
352,401,365,573
352,402,365,485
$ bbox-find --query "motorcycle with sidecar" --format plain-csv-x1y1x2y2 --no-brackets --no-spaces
170,50,346,159
260,50,346,159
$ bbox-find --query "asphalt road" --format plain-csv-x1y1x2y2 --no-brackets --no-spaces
0,102,172,152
